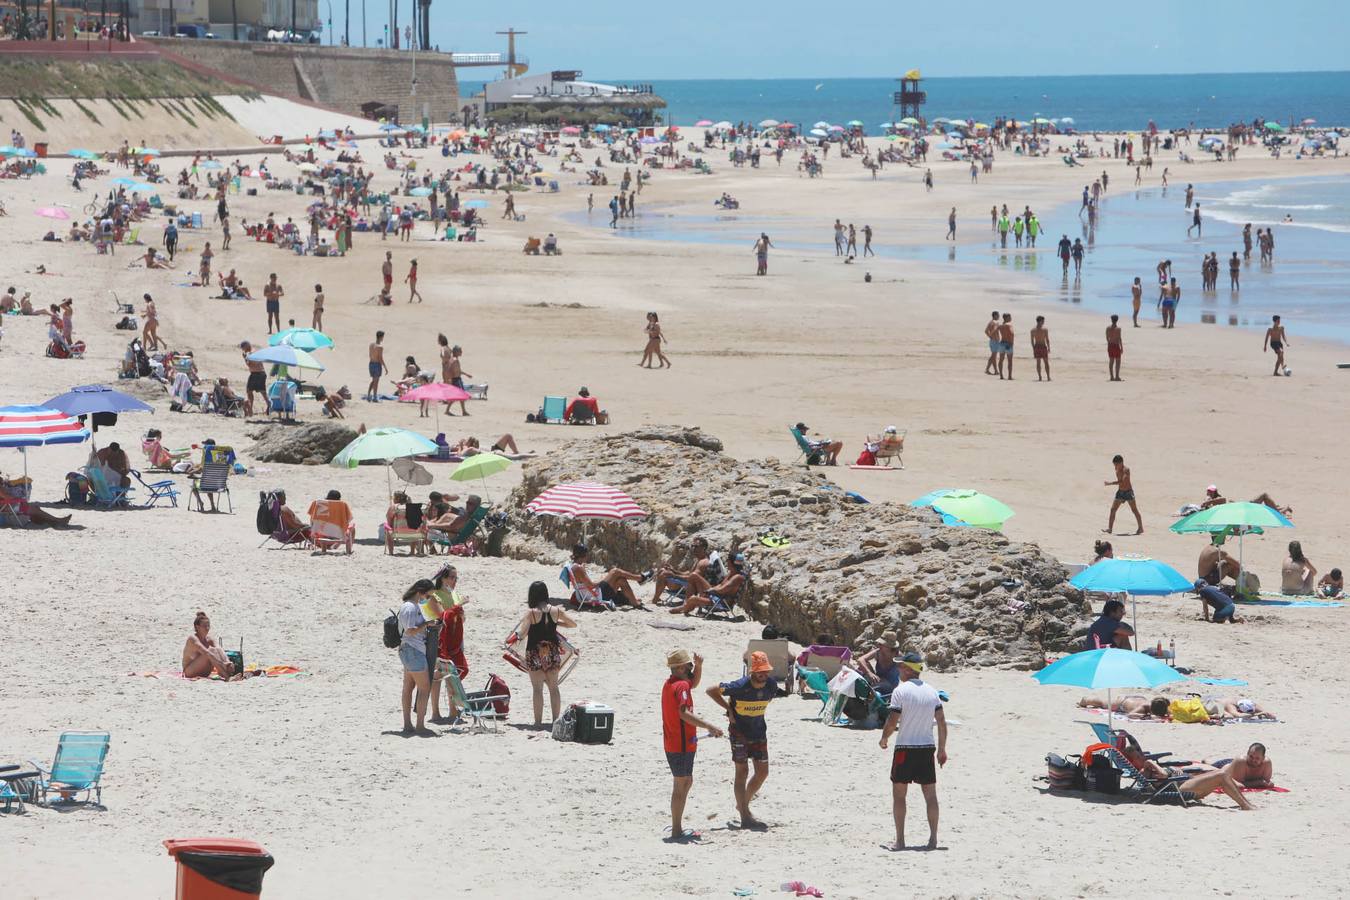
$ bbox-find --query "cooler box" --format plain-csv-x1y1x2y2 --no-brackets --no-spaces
164,838,274,899
573,703,614,744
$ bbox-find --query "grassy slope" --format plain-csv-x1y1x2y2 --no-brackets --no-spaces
0,58,257,99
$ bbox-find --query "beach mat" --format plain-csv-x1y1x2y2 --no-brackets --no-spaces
128,665,304,680
1241,785,1290,793
848,465,899,472
1193,677,1249,686
1242,594,1342,608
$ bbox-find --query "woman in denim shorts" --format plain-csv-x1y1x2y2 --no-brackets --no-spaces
398,578,437,735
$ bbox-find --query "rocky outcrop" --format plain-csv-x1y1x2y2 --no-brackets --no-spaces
501,427,1087,670
248,421,357,465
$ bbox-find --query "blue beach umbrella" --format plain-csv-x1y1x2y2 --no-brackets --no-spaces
269,328,334,351
130,183,157,193
1033,648,1183,732
463,199,489,209
379,123,403,132
199,160,224,170
247,344,326,373
1070,555,1192,640
111,176,138,187
594,124,611,132
409,186,432,197
69,149,100,160
43,384,154,420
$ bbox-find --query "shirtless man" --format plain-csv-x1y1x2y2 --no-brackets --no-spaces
1131,277,1142,327
1264,315,1288,376
445,345,471,417
1106,314,1123,381
997,313,1014,380
984,311,1002,376
1202,743,1274,786
367,330,387,401
199,242,213,288
381,250,394,295
312,283,324,330
182,611,237,679
1198,533,1241,586
1031,315,1051,381
240,342,268,417
405,258,423,303
1187,203,1202,237
1104,453,1143,535
263,273,284,335
649,536,717,605
1076,695,1170,718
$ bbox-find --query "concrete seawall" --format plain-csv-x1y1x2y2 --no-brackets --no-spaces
146,38,460,122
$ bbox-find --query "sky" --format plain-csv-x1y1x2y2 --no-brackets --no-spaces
328,0,1350,80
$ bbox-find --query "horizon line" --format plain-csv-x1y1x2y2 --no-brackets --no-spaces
564,68,1350,83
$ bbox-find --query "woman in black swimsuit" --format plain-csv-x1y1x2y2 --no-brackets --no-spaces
514,581,578,727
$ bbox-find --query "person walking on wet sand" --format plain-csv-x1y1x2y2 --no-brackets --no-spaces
1187,203,1202,238
367,330,387,401
1131,277,1143,327
641,312,670,368
1031,316,1051,381
405,259,423,303
984,311,1001,376
945,207,956,241
753,233,773,275
1104,453,1144,535
863,224,874,257
1264,315,1288,376
1106,314,1123,381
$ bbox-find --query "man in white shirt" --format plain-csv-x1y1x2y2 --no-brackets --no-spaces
878,651,948,851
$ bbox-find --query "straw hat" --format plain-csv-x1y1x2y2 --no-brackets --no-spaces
667,648,693,668
875,630,900,651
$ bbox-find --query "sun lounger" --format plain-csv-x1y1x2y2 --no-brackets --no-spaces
131,470,179,508
188,461,233,513
29,731,110,807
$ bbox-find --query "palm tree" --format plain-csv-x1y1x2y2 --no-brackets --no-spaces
230,0,238,40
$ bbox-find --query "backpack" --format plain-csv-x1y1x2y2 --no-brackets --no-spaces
256,491,278,535
383,610,402,649
485,674,511,716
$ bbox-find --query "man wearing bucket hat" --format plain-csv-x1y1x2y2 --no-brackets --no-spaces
707,650,779,829
662,648,723,843
879,651,948,851
854,631,902,695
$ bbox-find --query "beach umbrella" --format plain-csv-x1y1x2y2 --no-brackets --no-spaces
68,148,99,160
526,482,645,521
199,160,223,170
110,176,138,187
463,199,489,209
379,123,403,132
593,124,611,132
695,119,713,127
560,126,581,135
828,125,845,132
130,183,157,194
246,345,326,373
0,145,18,155
269,328,334,351
399,381,471,430
713,121,732,130
42,384,154,427
35,207,70,220
846,119,863,127
1070,555,1193,640
1301,118,1316,125
810,129,828,138
910,489,1014,530
899,117,920,125
296,162,319,173
391,456,433,486
813,121,831,129
1264,122,1286,132
332,426,439,494
0,404,90,479
758,119,779,128
1171,502,1293,594
409,186,433,197
132,147,161,157
1033,648,1182,732
449,451,512,503
1060,116,1075,124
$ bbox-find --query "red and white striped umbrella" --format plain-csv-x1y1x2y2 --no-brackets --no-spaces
0,404,90,448
525,482,646,521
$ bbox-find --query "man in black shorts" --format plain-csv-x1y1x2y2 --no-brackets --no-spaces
240,341,268,417
879,652,948,851
661,648,723,843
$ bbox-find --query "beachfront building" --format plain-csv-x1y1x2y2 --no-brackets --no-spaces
482,70,665,126
127,0,320,40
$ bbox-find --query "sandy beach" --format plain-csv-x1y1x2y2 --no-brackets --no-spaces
3,107,1349,898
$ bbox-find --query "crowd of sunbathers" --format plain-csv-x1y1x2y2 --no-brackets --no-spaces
555,536,749,615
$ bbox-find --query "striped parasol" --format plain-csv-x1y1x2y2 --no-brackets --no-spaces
0,404,91,478
525,482,646,521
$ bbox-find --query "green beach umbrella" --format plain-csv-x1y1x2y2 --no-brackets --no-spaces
911,489,1015,530
332,427,439,495
1264,122,1286,132
899,116,920,125
449,451,512,503
1171,502,1293,596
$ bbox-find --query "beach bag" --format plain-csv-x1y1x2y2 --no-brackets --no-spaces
382,610,402,649
485,674,511,716
1084,755,1121,794
1169,697,1210,724
855,448,876,466
255,492,277,535
1046,753,1085,791
551,704,577,742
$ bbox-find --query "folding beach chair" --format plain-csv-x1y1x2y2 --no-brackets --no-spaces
443,665,510,734
538,395,566,424
502,630,580,684
1,764,40,813
85,465,133,509
188,462,233,513
385,503,426,555
260,491,310,550
790,427,822,467
799,646,851,680
430,505,488,553
558,565,615,611
267,380,297,421
131,470,179,508
29,731,110,807
0,494,29,528
308,498,355,553
873,431,906,468
1095,746,1192,806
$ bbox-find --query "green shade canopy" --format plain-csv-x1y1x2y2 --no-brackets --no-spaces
1170,502,1292,535
331,428,438,468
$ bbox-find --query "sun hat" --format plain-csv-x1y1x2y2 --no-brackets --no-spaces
1206,484,1219,494
884,425,898,434
748,651,773,673
876,630,900,650
667,648,693,668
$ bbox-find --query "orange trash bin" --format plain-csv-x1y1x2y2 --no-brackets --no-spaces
164,838,275,900
34,143,48,158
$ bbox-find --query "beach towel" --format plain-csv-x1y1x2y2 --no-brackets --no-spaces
1241,595,1342,608
1193,678,1249,686
1241,785,1290,793
128,665,304,680
308,498,354,547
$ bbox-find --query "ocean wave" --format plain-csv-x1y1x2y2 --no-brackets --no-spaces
1204,205,1350,234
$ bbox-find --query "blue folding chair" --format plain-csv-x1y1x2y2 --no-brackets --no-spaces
132,470,179,508
540,396,566,424
85,466,133,509
29,731,110,807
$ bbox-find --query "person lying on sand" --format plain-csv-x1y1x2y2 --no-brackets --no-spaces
1199,743,1274,788
140,248,173,270
1201,697,1276,721
1200,485,1292,516
1077,695,1171,718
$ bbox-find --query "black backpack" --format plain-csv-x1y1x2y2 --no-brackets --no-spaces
383,610,402,649
256,491,278,535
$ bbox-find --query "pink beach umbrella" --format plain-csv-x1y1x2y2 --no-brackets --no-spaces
525,482,646,521
399,381,471,432
36,207,70,220
695,119,713,127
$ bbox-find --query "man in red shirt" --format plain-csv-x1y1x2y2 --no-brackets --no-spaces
662,648,722,843
564,386,609,424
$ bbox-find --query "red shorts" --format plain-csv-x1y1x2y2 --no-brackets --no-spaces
1033,346,1048,360
1107,344,1122,359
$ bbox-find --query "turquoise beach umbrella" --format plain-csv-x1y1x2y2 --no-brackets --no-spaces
1033,648,1182,731
269,328,334,351
1070,555,1193,640
332,427,440,495
69,149,99,160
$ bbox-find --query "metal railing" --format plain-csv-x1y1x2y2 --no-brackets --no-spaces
449,52,527,67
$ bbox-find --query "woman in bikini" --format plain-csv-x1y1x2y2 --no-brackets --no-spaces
640,312,671,369
182,611,237,679
312,283,324,330
141,293,163,350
